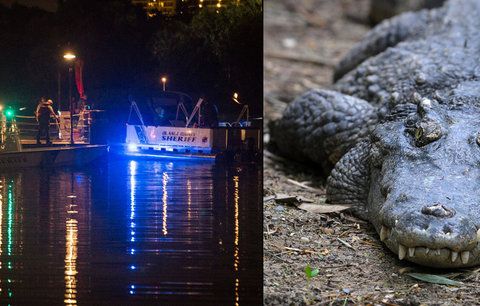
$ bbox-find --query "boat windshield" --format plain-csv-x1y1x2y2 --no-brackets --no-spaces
128,92,193,127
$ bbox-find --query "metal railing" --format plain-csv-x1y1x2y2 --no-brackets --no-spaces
14,111,91,144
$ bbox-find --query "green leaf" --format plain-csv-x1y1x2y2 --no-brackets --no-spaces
406,273,463,286
305,265,319,280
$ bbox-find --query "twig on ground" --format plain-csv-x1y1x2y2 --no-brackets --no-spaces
287,178,326,194
337,238,355,250
265,50,335,67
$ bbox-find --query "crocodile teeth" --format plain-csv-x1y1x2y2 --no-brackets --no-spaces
477,228,480,241
399,244,407,260
425,248,430,254
380,226,388,241
451,251,458,262
435,249,441,256
408,247,415,257
461,251,470,264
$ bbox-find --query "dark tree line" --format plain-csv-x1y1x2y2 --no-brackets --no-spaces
0,0,262,119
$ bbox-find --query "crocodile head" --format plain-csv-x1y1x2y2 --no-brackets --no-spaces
368,98,480,267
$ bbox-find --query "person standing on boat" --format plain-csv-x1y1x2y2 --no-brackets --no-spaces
35,98,59,145
200,96,219,128
0,108,6,144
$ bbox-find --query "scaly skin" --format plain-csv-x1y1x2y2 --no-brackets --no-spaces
270,0,480,268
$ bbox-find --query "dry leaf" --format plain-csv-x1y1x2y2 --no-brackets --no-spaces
406,273,463,286
275,194,314,205
320,227,335,235
298,203,351,214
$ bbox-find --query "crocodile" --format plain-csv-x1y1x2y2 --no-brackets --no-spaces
270,0,480,268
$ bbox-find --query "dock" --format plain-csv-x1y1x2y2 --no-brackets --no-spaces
0,144,108,169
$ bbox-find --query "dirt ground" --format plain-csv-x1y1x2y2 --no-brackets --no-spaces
264,0,480,305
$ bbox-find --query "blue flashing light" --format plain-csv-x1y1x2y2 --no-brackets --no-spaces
130,265,136,270
128,143,139,152
129,290,134,295
131,285,135,289
131,237,135,242
131,249,135,254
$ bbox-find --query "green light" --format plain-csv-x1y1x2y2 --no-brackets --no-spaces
7,181,13,265
4,109,14,119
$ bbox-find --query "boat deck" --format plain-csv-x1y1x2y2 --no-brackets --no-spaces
21,139,89,146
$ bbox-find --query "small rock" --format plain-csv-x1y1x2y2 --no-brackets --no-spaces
342,288,351,294
300,237,310,242
282,37,297,49
275,205,284,212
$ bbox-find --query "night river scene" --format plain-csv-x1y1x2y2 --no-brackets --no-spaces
0,0,262,304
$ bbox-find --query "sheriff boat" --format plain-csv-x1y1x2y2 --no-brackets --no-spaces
120,91,261,162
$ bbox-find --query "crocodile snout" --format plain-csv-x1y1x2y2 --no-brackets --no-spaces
378,209,479,267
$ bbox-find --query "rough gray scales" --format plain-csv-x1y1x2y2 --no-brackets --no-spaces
270,0,480,268
368,0,445,25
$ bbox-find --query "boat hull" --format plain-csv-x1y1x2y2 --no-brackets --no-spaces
110,144,216,162
0,145,108,169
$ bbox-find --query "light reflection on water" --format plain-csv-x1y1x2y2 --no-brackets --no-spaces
0,159,261,305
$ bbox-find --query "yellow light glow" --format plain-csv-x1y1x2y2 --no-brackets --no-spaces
63,52,76,61
233,175,240,306
199,4,202,8
161,77,167,83
233,92,240,104
217,3,221,7
0,105,3,111
64,217,78,305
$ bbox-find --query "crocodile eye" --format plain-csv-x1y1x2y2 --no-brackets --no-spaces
414,122,442,146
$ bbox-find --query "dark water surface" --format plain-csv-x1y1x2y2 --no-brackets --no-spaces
0,159,262,305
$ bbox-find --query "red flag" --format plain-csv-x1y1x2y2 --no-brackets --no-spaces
75,59,86,100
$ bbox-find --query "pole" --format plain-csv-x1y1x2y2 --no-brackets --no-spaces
69,66,74,145
57,70,62,111
163,81,166,91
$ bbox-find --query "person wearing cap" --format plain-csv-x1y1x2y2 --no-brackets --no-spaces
35,98,59,145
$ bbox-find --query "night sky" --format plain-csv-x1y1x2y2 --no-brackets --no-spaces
0,0,57,11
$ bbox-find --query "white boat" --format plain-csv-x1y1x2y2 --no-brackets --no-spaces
120,91,261,162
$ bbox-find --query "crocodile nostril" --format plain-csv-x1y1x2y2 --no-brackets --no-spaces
421,203,455,218
443,225,452,235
